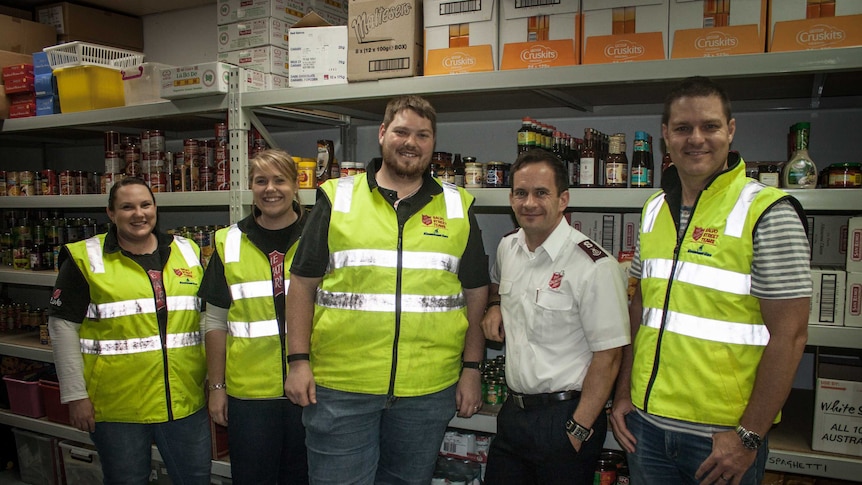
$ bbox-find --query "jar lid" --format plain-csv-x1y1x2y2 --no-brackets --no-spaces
829,162,861,168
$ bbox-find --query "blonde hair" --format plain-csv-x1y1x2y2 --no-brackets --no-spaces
248,149,302,210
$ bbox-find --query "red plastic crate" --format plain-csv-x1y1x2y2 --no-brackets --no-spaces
3,372,46,418
39,378,71,425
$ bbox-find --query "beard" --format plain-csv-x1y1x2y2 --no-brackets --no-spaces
381,143,428,179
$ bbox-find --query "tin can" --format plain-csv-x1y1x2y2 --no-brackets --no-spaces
19,171,34,196
141,130,151,154
148,129,165,153
149,168,167,193
33,171,43,195
6,171,19,196
41,169,59,195
204,139,216,168
183,139,199,167
298,161,316,189
199,165,215,191
105,130,121,153
216,169,230,191
73,171,87,194
125,144,141,177
59,170,75,195
0,171,6,196
88,172,100,195
105,150,124,174
215,122,228,143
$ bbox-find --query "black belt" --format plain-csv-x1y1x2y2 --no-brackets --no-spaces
510,390,581,410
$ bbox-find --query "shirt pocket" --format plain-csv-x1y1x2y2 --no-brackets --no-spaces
530,289,574,343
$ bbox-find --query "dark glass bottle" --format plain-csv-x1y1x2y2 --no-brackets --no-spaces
631,131,652,188
578,129,597,188
452,153,465,188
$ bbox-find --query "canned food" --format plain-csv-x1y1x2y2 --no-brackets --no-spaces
151,169,168,193
199,165,215,191
214,122,228,143
59,170,75,195
19,171,34,196
148,129,165,153
74,171,87,194
141,130,151,154
105,131,121,153
125,144,141,177
0,171,6,196
216,169,230,191
41,169,59,195
6,171,19,196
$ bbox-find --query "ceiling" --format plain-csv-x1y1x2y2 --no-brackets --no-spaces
0,0,213,17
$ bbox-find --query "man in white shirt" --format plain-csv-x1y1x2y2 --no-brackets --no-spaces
481,149,631,484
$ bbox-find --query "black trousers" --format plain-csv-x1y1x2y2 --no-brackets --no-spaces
484,394,606,485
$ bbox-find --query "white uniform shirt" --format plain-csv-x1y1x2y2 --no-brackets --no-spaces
491,218,630,395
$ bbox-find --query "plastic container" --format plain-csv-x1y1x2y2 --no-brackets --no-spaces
43,41,143,71
12,428,64,485
39,377,71,425
122,62,172,106
59,441,102,485
3,371,46,418
54,65,125,113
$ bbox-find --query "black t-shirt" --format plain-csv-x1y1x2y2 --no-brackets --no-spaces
290,158,490,289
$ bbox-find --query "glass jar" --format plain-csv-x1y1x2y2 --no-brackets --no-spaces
827,163,862,188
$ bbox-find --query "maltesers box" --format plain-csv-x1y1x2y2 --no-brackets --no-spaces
847,216,862,273
845,272,862,328
570,212,622,257
347,0,422,82
808,215,849,267
218,17,293,53
581,0,669,64
668,0,766,58
36,2,144,52
424,0,498,75
160,62,267,99
812,352,862,457
288,12,348,87
217,0,307,25
810,267,846,326
219,45,291,77
769,0,862,52
0,13,57,55
499,0,580,70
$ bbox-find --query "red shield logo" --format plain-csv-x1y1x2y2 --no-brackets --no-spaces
422,214,433,226
548,271,564,289
692,227,704,241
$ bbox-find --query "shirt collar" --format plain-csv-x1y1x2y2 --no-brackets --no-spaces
514,217,570,261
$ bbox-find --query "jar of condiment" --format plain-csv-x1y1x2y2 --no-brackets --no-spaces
465,162,483,188
827,163,861,188
298,160,317,189
757,164,780,187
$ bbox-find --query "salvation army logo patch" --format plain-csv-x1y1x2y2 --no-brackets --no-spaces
548,271,564,289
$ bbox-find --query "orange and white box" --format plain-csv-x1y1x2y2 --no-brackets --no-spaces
669,0,766,58
217,0,307,25
499,0,581,70
217,17,293,53
423,0,499,75
845,272,862,328
581,0,669,64
218,45,291,77
847,216,862,273
769,0,862,52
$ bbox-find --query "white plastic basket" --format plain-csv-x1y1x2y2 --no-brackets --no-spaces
43,41,144,71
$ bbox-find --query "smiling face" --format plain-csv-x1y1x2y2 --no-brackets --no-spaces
251,163,297,229
107,183,157,246
510,160,569,251
662,94,736,190
378,109,435,180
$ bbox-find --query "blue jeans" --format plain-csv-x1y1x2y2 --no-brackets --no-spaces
625,411,769,485
91,407,212,485
302,385,457,485
227,396,308,485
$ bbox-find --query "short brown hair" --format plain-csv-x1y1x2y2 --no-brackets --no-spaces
382,95,437,136
510,148,569,196
662,76,732,125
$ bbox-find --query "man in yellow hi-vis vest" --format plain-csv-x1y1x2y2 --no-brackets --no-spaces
610,76,811,485
284,95,489,484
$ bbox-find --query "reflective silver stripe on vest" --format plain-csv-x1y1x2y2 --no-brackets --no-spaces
441,182,465,219
86,237,105,273
330,249,459,273
87,295,200,319
173,235,202,268
642,307,770,346
642,259,751,295
333,176,356,213
316,290,465,313
230,280,273,301
80,331,202,355
725,181,765,238
228,319,280,338
641,194,666,233
224,225,242,263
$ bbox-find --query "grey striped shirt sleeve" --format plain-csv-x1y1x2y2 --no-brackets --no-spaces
751,199,812,299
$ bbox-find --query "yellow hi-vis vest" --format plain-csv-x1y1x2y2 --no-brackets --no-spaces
313,175,473,396
67,233,205,423
215,224,298,398
633,160,789,427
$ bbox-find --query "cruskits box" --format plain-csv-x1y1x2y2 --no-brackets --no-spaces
669,0,766,58
581,0,668,64
769,0,862,52
424,0,498,74
499,0,580,70
347,0,422,81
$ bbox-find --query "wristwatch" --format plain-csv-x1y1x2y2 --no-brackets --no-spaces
735,425,763,450
565,418,591,442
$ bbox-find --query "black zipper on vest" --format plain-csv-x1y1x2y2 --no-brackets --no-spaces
388,222,405,398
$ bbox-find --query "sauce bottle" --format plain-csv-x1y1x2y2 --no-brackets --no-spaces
782,122,817,189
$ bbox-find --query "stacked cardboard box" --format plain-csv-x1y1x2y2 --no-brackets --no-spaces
845,217,862,328
2,62,36,118
36,2,143,52
499,0,581,70
33,51,59,115
424,0,498,75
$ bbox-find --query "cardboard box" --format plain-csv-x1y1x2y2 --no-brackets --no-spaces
288,12,348,87
847,216,862,273
160,62,267,99
499,0,580,70
669,0,766,58
0,14,57,55
424,0,498,74
217,0,307,25
810,267,846,326
313,7,349,26
581,0,669,64
808,215,849,266
219,45,290,77
570,212,622,257
309,0,349,18
347,0,422,82
769,0,862,52
621,212,640,253
218,17,293,53
846,272,862,328
268,73,290,89
812,352,862,457
36,2,144,52
32,51,51,75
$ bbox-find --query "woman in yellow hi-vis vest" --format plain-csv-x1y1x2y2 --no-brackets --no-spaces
48,177,210,485
199,149,308,484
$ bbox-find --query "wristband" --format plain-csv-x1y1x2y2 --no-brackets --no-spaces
207,382,226,391
485,300,501,312
287,353,310,363
462,361,481,370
